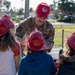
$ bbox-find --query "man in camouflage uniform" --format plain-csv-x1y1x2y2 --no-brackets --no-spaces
15,2,55,53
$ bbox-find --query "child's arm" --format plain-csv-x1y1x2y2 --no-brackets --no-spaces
15,55,20,72
13,42,20,72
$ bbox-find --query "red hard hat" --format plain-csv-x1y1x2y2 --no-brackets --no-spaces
26,28,49,51
36,2,50,18
0,15,14,36
67,33,75,50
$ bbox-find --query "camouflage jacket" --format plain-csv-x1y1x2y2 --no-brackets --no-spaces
15,16,55,45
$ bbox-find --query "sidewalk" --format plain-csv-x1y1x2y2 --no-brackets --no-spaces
50,46,62,59
52,46,62,51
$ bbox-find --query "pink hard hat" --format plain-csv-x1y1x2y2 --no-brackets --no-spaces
25,28,49,51
67,33,75,50
0,15,14,36
36,2,50,18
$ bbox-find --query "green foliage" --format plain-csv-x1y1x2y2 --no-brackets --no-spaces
3,0,11,9
18,8,24,15
57,12,64,21
50,0,57,11
29,7,34,12
58,0,75,15
50,4,55,11
11,17,22,23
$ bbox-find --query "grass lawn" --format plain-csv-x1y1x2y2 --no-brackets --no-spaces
54,25,75,46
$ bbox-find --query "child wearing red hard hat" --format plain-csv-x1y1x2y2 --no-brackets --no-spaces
18,28,57,75
0,15,20,75
57,33,75,75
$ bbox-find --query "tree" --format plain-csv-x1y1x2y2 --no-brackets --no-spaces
50,4,55,11
50,0,58,11
29,7,33,12
58,0,75,16
3,0,11,12
24,0,29,18
18,8,24,15
22,0,31,18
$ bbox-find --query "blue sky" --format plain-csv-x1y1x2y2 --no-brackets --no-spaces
7,0,58,10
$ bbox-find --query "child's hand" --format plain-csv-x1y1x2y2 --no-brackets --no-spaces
20,40,26,46
45,39,51,45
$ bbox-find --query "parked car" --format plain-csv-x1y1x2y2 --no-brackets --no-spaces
60,15,75,23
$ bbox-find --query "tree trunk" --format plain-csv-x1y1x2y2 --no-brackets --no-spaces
24,0,29,18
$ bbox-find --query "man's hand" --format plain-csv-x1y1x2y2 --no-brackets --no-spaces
47,43,53,52
20,40,26,46
45,39,54,52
